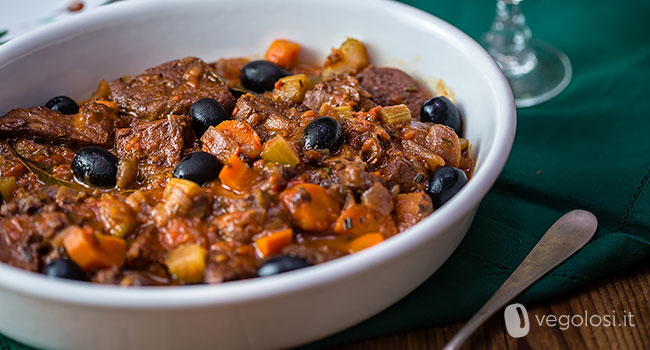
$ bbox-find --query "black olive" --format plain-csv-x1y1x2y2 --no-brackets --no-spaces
240,60,290,93
420,96,462,136
426,166,468,208
189,98,229,137
230,88,246,99
172,151,221,185
257,255,311,277
303,117,344,152
43,259,88,281
71,146,118,188
45,96,79,115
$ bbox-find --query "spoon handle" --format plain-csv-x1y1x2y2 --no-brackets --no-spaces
443,209,598,350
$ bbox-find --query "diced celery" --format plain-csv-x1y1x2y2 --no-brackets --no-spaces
165,244,207,284
165,178,202,198
322,38,370,79
459,138,469,150
116,159,137,189
0,177,17,202
320,103,353,120
334,106,353,119
261,135,300,167
380,104,412,124
273,74,312,103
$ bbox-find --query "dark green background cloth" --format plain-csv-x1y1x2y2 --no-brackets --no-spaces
3,0,650,349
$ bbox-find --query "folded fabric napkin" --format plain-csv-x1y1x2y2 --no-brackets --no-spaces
2,0,650,349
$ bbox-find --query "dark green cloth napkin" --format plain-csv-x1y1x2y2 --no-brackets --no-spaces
306,0,650,347
3,0,650,349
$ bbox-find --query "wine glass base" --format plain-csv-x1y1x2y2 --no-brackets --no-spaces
505,40,572,108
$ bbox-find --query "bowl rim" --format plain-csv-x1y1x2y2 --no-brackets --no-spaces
0,0,516,308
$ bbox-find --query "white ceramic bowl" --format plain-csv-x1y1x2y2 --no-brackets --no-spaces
0,0,516,349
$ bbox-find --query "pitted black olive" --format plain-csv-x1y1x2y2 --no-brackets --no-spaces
45,96,79,115
240,60,290,93
189,98,229,137
303,117,343,152
426,166,468,208
420,96,462,136
71,146,118,188
172,151,221,185
43,259,89,281
257,255,311,277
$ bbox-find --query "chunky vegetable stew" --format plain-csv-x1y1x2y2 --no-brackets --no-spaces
0,38,473,285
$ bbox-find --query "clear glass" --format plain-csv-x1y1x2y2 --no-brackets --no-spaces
483,0,572,107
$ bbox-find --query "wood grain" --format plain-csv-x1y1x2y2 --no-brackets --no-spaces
333,261,650,350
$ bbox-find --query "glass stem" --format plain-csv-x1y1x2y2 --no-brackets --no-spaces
484,0,537,77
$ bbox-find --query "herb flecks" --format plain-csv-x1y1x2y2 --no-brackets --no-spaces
343,217,353,230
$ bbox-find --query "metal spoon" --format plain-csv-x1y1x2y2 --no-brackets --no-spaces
443,209,598,350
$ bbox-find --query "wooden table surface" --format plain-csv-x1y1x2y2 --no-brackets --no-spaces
334,260,650,350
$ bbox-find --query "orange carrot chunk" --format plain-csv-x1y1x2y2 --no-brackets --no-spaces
348,233,384,252
216,120,262,159
219,154,252,192
265,39,301,69
62,226,126,271
279,183,341,232
255,228,293,258
333,204,397,236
